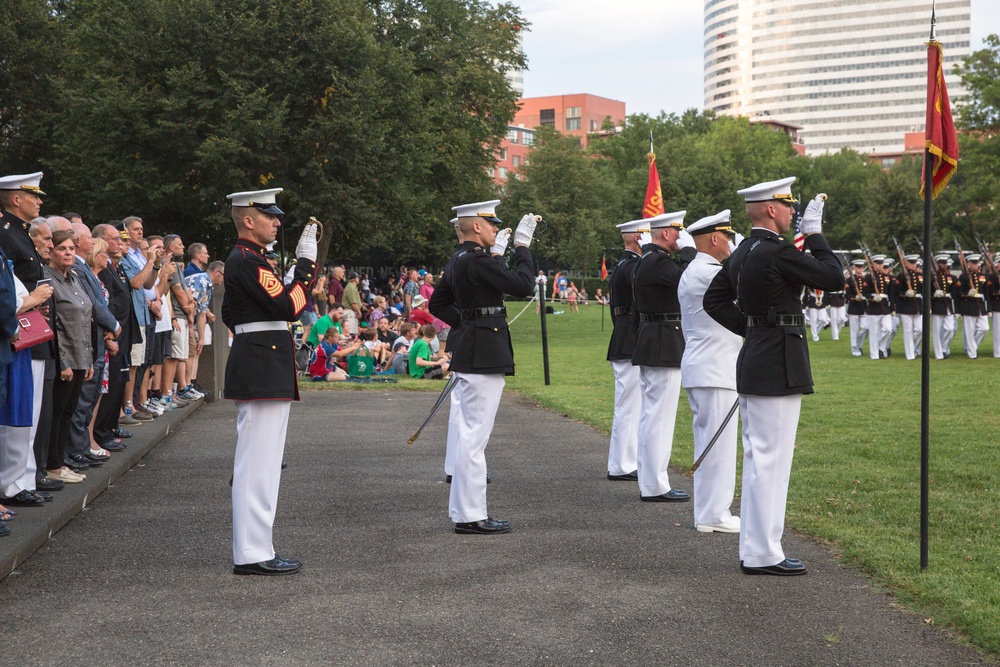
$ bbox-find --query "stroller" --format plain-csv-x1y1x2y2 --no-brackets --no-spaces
291,321,313,377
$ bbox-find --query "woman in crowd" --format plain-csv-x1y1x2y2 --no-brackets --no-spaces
86,238,118,458
567,281,580,313
44,230,95,483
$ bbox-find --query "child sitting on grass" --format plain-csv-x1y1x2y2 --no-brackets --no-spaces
409,324,449,379
309,329,362,382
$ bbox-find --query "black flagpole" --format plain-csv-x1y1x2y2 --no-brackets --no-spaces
919,2,936,572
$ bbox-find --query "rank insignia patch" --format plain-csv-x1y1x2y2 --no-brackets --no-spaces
289,283,306,313
257,267,283,298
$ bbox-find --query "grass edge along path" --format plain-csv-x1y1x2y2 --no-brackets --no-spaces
304,300,1000,661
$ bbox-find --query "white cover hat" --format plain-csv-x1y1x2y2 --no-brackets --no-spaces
687,210,733,236
226,187,284,214
646,210,686,230
616,219,651,233
0,172,45,196
452,199,502,224
737,176,797,204
450,217,459,228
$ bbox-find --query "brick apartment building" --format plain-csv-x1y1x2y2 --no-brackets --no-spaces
492,93,627,187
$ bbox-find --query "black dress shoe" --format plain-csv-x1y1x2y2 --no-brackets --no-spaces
114,428,134,439
86,451,110,462
36,477,65,491
454,516,512,534
741,558,808,576
68,454,100,468
33,490,53,502
233,556,303,576
1,490,45,507
102,440,127,451
640,489,691,503
281,461,288,470
607,470,638,481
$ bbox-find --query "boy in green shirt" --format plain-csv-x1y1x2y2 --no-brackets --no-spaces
409,324,449,379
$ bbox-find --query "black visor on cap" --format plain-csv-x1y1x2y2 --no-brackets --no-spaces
251,202,284,215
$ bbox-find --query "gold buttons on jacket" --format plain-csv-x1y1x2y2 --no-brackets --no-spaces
271,345,277,350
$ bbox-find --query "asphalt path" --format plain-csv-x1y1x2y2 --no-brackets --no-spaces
0,390,987,666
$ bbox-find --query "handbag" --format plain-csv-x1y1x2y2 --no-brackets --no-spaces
347,346,374,377
13,310,54,352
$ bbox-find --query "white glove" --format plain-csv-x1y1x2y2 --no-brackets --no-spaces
933,289,945,298
295,222,319,262
872,293,884,302
638,232,652,247
968,289,980,298
513,213,538,248
798,194,827,235
905,290,916,298
676,228,695,251
491,228,511,256
728,232,745,253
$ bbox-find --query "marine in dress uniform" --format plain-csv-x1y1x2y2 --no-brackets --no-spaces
988,256,1000,358
862,255,893,359
678,210,741,533
894,254,923,360
428,200,535,534
803,288,829,342
0,172,54,507
930,255,956,359
604,217,650,482
222,188,317,575
845,260,869,356
631,210,697,503
954,254,989,358
704,180,843,576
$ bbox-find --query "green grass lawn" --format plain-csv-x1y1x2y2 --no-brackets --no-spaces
305,300,1000,659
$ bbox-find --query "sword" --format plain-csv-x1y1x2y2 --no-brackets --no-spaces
407,374,458,445
689,398,740,474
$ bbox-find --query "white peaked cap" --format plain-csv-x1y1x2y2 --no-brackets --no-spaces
452,199,502,223
0,172,45,195
646,210,687,229
687,210,733,236
737,176,797,204
616,219,651,233
226,188,284,214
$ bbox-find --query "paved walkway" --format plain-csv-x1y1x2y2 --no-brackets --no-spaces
0,391,987,666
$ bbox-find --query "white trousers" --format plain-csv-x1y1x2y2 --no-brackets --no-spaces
868,314,891,359
687,387,738,527
806,307,829,341
993,312,1000,358
848,314,868,356
0,360,43,497
636,366,681,497
962,314,989,358
232,400,290,565
829,306,846,341
932,314,955,359
448,372,504,523
607,360,640,476
444,384,461,476
899,314,922,360
738,393,801,568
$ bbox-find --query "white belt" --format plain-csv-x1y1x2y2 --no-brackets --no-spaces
234,321,288,335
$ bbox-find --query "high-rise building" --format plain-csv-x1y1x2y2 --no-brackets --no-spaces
506,29,525,96
703,0,970,156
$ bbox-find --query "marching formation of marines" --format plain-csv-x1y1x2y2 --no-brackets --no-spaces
802,248,1000,360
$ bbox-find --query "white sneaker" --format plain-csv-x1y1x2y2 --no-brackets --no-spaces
143,400,164,416
696,517,741,533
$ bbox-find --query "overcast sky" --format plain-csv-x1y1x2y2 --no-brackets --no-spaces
512,0,1000,117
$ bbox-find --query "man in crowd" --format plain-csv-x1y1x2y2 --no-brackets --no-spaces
161,234,198,404
184,243,210,277
306,302,344,348
185,260,225,394
119,216,160,418
630,210,696,503
341,270,362,336
604,217,649,482
704,181,843,576
402,269,421,314
678,210,741,534
65,222,123,466
222,187,317,575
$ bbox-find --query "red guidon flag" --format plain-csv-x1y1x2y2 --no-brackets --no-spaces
920,40,959,200
642,152,665,218
600,256,608,281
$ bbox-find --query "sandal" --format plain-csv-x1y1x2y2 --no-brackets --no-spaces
90,448,111,458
